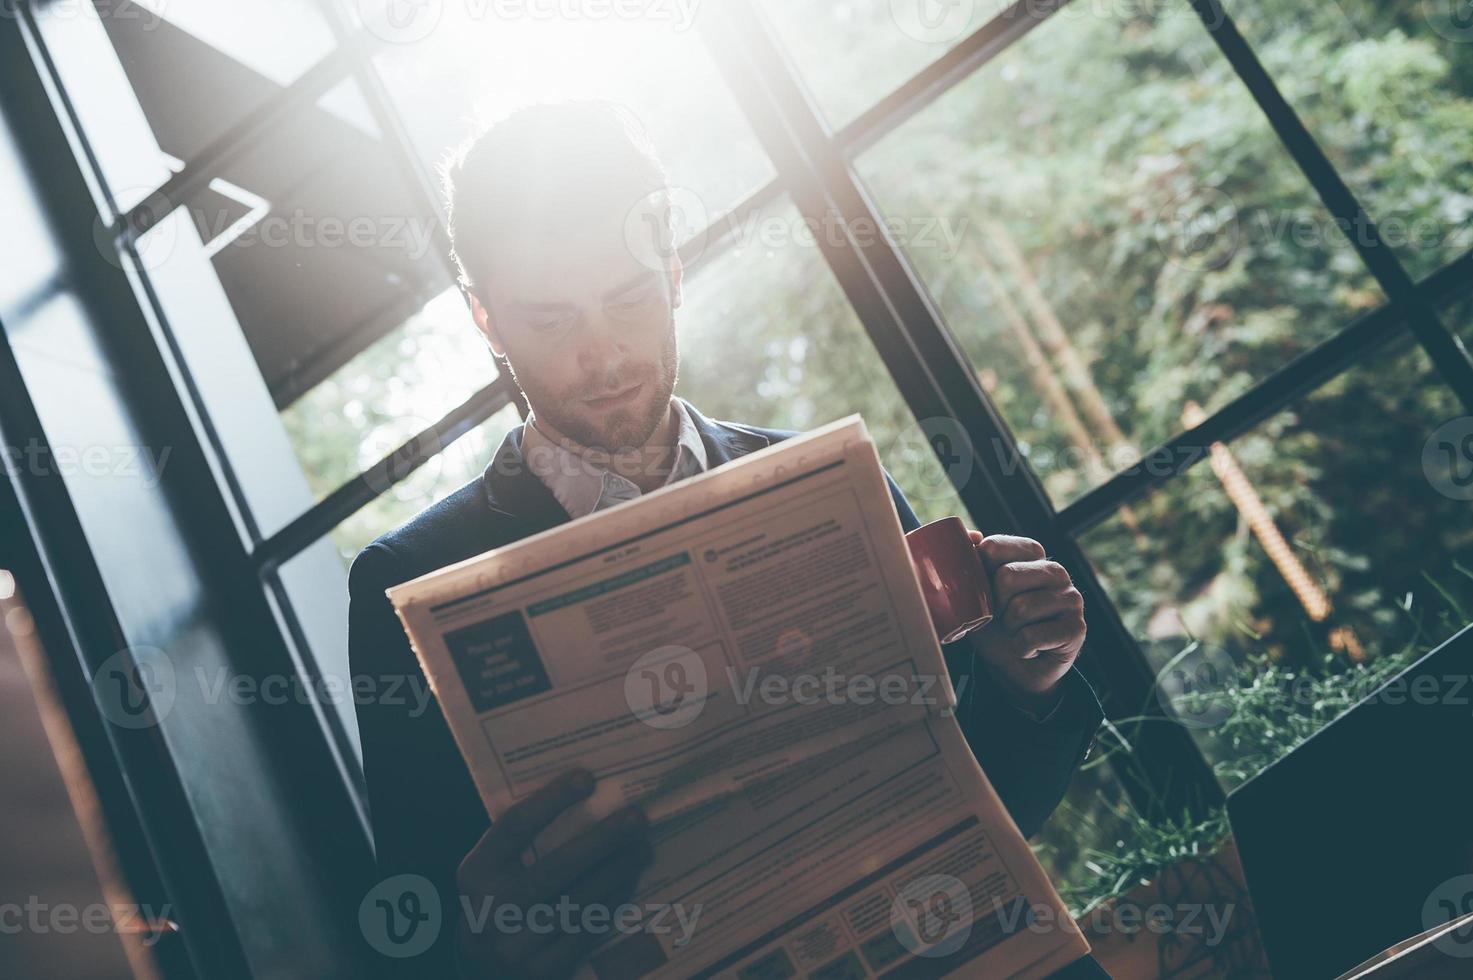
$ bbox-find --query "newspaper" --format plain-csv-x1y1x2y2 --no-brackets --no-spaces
388,416,1089,979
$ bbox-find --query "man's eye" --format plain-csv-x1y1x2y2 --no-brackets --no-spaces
610,289,654,313
526,313,572,333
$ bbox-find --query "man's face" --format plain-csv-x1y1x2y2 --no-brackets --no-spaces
473,200,681,454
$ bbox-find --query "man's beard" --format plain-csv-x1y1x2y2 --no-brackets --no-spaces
513,323,679,454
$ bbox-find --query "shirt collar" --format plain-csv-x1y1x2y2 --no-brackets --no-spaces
521,398,709,520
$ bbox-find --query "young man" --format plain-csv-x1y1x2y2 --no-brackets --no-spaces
348,101,1105,978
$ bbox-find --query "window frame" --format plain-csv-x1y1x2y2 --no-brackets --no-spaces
26,0,1473,825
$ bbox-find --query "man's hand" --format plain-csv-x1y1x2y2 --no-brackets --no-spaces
967,532,1086,712
457,769,653,979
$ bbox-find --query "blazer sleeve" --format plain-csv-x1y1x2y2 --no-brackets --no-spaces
881,472,1103,841
348,542,489,975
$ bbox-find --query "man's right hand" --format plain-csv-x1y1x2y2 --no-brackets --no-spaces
456,769,653,979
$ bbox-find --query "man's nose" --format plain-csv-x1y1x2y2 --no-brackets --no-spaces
576,314,629,373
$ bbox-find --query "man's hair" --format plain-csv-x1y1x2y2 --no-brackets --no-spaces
441,100,672,299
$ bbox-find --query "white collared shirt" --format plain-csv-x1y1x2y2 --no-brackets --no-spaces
521,399,709,519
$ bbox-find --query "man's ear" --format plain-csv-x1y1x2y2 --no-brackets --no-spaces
668,254,685,310
468,291,507,358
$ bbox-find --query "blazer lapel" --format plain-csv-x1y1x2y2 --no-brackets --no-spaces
680,398,771,466
479,424,570,535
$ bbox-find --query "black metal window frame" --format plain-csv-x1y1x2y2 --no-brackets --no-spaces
25,0,1473,820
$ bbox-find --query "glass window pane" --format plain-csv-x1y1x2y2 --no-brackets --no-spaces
856,4,1384,508
275,405,521,762
135,76,500,523
33,0,337,200
755,0,1011,129
369,13,775,228
327,401,524,564
1030,759,1138,915
1450,291,1473,345
1080,339,1473,786
677,198,968,527
1229,0,1473,278
281,290,500,502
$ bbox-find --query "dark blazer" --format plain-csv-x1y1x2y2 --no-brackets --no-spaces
347,399,1103,972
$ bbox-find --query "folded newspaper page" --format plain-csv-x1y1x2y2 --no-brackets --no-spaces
388,416,1089,979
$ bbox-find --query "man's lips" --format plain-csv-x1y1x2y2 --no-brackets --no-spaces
584,383,643,410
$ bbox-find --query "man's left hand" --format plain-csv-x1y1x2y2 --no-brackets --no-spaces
966,532,1086,713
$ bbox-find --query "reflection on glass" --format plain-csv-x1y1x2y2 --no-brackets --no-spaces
34,0,335,184
1229,0,1473,278
677,199,968,527
1081,341,1473,781
329,401,524,564
755,0,1012,128
1449,293,1473,346
857,4,1383,507
1031,759,1137,916
371,13,775,230
281,290,499,501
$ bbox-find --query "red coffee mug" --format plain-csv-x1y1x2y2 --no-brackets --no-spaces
905,516,994,644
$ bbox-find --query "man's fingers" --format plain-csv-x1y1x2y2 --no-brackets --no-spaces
519,847,654,978
465,769,595,878
1015,616,1085,659
976,534,1045,573
523,807,650,904
991,559,1072,607
1000,588,1084,632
